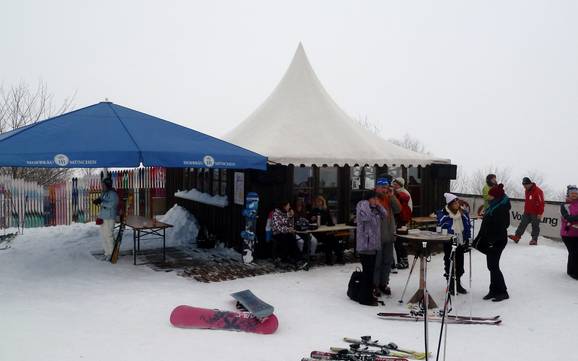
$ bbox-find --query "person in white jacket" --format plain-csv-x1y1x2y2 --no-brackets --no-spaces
93,177,119,261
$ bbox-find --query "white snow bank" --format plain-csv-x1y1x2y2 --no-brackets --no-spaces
156,204,199,247
175,188,228,207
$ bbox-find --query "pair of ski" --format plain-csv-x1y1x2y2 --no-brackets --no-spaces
377,311,501,325
305,353,407,361
306,336,428,361
170,290,278,334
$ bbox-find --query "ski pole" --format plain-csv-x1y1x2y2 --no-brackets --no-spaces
469,249,473,321
422,241,429,361
469,218,475,320
398,255,418,304
436,240,456,361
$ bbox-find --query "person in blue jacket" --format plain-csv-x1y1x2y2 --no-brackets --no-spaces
437,192,472,295
93,177,119,261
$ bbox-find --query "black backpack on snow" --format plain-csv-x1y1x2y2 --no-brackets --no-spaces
347,268,363,302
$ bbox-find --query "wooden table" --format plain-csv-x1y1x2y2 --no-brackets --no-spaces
296,223,356,261
395,230,453,309
124,215,173,265
303,223,356,234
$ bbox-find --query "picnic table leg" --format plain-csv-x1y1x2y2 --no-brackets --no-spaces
408,245,438,308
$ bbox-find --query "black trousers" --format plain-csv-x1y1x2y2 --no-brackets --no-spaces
562,236,578,279
272,233,299,263
319,234,343,263
443,242,465,280
395,219,409,263
394,238,408,262
486,244,507,294
359,253,377,304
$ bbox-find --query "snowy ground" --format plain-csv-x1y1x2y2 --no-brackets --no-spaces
0,224,575,361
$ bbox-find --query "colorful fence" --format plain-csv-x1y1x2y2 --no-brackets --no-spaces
0,167,166,229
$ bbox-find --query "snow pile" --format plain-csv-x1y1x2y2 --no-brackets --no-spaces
174,188,228,208
157,204,199,246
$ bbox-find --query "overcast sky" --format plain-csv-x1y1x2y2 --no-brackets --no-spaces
2,0,576,193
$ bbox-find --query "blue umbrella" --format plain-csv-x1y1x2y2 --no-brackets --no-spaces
0,102,267,170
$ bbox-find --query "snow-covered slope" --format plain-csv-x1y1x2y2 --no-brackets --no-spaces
0,224,574,361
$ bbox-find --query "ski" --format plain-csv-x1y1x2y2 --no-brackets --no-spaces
343,337,427,359
330,347,419,360
310,351,408,361
377,313,501,325
378,311,500,322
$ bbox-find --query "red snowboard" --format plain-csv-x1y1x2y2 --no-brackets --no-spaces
169,305,279,334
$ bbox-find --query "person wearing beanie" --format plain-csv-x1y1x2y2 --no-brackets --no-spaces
392,177,412,269
509,177,545,245
481,174,498,214
92,176,119,261
436,193,472,295
474,184,511,301
373,177,401,296
560,185,578,280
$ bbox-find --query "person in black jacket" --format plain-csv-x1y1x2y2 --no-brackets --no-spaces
475,184,511,302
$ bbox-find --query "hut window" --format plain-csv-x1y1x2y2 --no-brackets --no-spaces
389,166,403,179
363,166,375,189
351,166,375,190
407,166,423,214
319,167,339,214
351,166,362,190
293,167,313,204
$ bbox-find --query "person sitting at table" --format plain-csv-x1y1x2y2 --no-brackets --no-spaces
271,200,298,266
355,191,387,306
310,195,343,265
437,192,472,295
293,199,318,260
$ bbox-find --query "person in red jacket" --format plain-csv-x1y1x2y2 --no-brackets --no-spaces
392,177,412,269
509,177,545,245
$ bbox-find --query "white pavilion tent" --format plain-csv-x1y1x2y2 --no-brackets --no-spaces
225,43,450,168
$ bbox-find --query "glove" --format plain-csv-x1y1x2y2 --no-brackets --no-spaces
463,242,472,253
92,198,102,205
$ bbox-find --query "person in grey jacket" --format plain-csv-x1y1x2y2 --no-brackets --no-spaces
93,177,119,261
356,191,387,306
